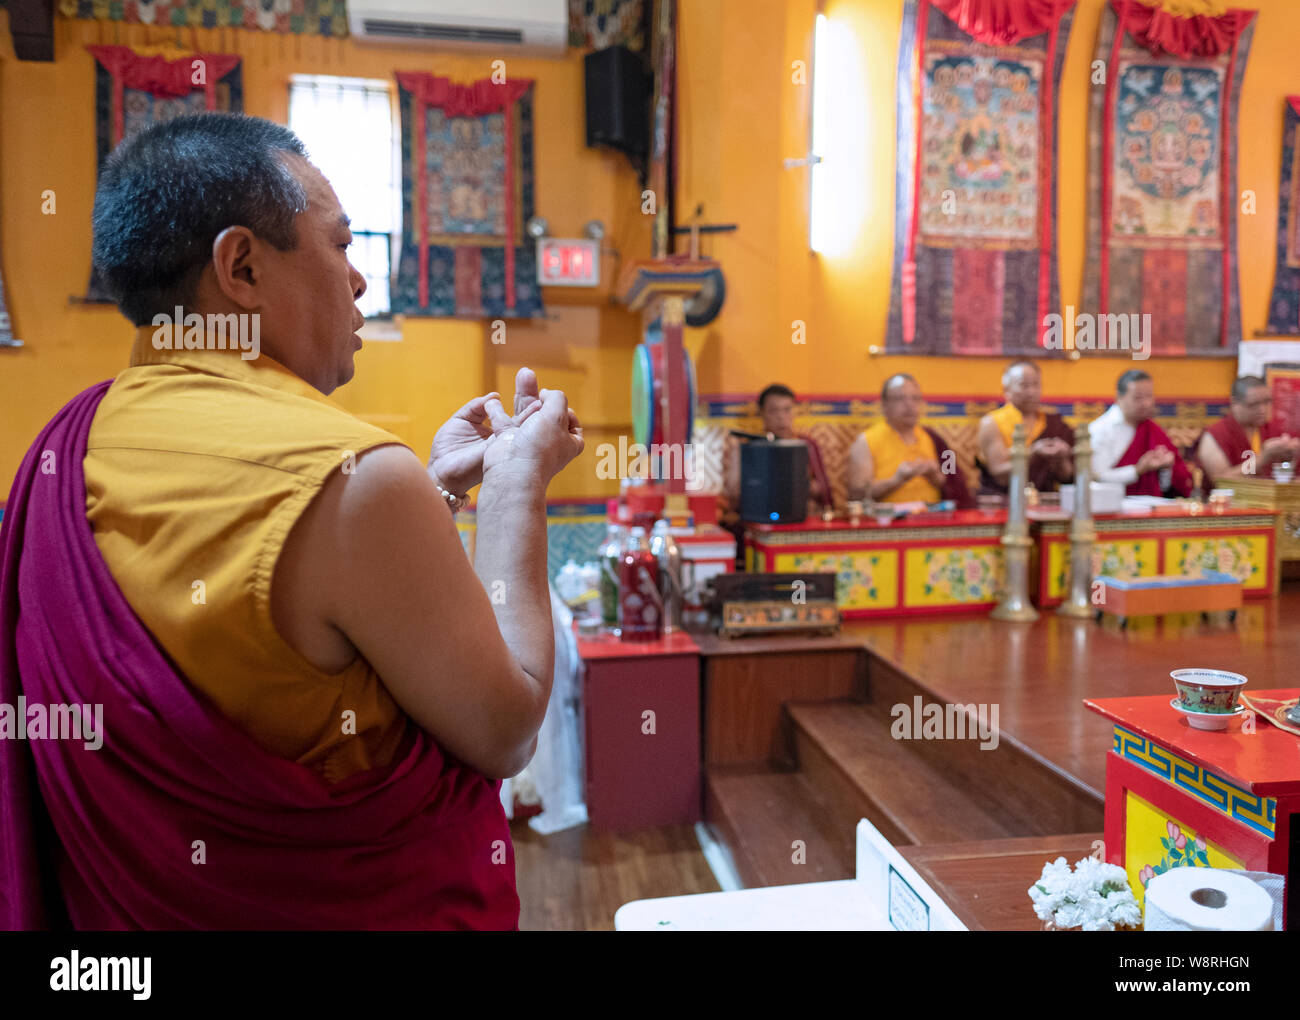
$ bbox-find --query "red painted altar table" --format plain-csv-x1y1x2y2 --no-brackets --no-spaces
1032,506,1276,607
744,510,1008,618
576,630,701,831
1085,693,1299,929
745,506,1278,619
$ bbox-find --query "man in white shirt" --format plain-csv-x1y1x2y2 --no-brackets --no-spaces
1088,369,1192,497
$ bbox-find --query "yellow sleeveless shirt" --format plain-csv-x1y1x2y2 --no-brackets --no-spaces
84,327,411,783
862,421,941,503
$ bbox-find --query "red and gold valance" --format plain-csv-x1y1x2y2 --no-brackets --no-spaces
928,0,1078,47
1113,0,1256,58
87,46,241,146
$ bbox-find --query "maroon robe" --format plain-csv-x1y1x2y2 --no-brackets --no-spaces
799,432,833,508
1114,418,1193,497
976,411,1075,495
1195,415,1282,495
922,426,975,509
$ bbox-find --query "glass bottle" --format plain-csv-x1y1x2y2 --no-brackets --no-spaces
618,526,662,642
599,524,626,635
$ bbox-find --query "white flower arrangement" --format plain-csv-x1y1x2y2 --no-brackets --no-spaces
1028,855,1143,931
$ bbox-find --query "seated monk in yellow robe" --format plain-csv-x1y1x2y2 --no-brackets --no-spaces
976,360,1074,496
847,374,973,507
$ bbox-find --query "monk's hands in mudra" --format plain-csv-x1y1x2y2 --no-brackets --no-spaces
1262,434,1300,464
1031,437,1072,460
481,371,584,484
429,366,581,494
1135,445,1175,477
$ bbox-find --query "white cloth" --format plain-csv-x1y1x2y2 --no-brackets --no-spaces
523,586,588,835
1088,404,1140,487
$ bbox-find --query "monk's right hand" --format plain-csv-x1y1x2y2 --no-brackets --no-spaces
1263,435,1300,463
481,387,584,484
1135,446,1174,475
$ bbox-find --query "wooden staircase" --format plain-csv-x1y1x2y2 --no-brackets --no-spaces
703,653,1106,892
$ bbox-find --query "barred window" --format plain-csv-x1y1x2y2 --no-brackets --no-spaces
288,75,400,318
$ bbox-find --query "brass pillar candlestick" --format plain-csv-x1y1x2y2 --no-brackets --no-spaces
991,423,1039,622
1057,425,1097,618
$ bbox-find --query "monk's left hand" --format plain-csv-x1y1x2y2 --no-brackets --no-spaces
429,391,502,496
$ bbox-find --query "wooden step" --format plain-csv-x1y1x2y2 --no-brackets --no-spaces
786,700,1019,847
859,655,1105,835
704,765,855,888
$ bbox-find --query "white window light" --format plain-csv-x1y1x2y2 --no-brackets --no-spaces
808,12,866,256
810,12,831,253
288,75,400,318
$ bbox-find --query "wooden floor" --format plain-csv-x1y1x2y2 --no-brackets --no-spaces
515,584,1300,930
510,818,719,931
842,586,1300,798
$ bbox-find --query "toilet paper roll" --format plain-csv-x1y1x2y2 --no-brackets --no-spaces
1144,868,1274,931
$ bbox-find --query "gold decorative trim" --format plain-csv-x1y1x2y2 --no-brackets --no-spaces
1034,514,1275,536
748,526,1004,546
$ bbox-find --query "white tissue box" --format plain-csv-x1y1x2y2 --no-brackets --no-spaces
1059,481,1124,515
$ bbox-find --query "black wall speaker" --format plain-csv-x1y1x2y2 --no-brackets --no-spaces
740,440,810,524
584,45,649,158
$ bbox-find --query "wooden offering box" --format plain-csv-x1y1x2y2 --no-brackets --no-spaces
1095,571,1242,624
1086,693,1300,929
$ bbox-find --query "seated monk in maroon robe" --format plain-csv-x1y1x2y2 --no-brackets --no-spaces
722,384,834,516
1089,370,1193,498
1195,375,1299,495
976,360,1075,496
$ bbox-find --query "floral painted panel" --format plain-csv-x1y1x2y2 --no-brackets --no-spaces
1124,791,1243,911
1048,538,1157,600
904,545,1003,606
1164,535,1268,591
774,550,899,611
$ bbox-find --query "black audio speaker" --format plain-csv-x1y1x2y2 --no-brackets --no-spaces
584,45,649,158
740,440,810,524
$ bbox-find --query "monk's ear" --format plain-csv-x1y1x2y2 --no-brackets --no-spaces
209,226,261,312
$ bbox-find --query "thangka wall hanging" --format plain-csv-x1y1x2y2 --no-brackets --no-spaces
1264,97,1300,335
84,46,243,303
886,0,1077,355
59,0,349,36
1081,0,1257,354
391,74,543,319
568,0,647,51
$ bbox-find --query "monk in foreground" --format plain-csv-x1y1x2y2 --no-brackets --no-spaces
0,114,582,929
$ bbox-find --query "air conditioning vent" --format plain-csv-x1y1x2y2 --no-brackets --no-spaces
360,20,525,46
350,0,567,54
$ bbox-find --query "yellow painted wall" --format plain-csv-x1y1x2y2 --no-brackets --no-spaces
3,2,1298,502
678,0,1296,402
0,14,647,498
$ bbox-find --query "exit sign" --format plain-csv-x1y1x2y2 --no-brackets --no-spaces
536,238,600,287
